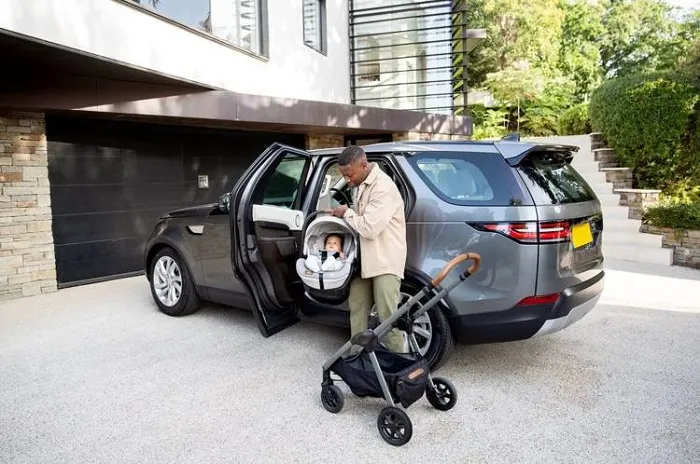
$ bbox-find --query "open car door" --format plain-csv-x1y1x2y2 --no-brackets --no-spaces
230,143,313,337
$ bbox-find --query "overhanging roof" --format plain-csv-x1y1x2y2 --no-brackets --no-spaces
0,30,472,136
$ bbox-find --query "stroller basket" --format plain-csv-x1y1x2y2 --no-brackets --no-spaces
330,346,430,409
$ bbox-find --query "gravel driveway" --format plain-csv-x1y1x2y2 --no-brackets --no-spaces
1,259,699,463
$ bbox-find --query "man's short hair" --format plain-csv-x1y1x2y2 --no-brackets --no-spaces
338,145,366,166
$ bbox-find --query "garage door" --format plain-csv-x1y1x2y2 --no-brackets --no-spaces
46,116,305,286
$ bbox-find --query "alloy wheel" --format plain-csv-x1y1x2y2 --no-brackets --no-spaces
399,291,433,356
153,256,183,307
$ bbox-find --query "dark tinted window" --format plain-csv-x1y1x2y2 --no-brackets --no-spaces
262,153,308,208
516,152,596,205
408,152,525,206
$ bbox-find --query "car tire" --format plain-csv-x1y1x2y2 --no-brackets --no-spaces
400,280,454,371
149,247,201,317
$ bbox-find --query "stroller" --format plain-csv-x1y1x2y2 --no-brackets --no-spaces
320,251,482,446
294,212,359,304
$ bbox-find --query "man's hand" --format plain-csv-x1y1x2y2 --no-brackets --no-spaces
329,205,348,218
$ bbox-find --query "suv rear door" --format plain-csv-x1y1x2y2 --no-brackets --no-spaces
513,147,604,297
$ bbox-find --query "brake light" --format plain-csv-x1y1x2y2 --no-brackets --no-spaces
516,294,560,306
538,221,571,242
473,221,570,244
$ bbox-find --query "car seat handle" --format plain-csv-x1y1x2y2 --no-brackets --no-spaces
431,252,481,287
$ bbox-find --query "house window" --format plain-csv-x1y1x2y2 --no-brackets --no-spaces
303,0,326,54
127,0,267,56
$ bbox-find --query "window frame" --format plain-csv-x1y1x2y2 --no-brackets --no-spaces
118,0,269,60
302,0,327,55
311,154,415,217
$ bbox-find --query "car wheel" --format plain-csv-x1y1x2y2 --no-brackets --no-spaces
149,247,201,317
399,281,454,371
369,281,454,371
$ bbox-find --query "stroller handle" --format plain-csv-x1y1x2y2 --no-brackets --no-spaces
431,252,481,287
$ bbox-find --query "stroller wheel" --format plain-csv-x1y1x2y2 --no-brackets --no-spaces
426,377,457,411
321,384,344,413
377,407,412,446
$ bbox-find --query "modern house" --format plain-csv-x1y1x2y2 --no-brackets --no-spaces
0,0,483,299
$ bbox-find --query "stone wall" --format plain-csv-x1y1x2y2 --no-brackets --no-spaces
639,224,700,269
616,189,661,220
305,134,344,150
601,167,633,190
0,110,57,300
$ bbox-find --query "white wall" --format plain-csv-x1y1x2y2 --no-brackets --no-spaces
0,0,351,104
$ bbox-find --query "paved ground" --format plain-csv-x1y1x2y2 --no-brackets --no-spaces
1,260,699,463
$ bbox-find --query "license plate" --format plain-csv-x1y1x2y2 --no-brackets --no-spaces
571,222,593,249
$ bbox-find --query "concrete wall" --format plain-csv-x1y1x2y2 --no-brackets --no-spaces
0,0,351,104
0,111,57,300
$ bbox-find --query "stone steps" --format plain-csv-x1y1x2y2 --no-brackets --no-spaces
547,134,674,266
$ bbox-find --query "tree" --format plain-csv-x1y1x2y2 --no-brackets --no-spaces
467,0,565,89
600,0,678,77
484,66,546,131
558,0,605,101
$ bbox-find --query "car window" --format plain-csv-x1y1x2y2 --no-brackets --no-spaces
316,163,350,211
409,152,523,206
516,152,596,205
314,159,399,211
262,153,308,209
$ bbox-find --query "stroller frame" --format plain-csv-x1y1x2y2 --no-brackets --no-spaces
320,252,481,446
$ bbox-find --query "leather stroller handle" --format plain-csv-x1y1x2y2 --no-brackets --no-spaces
431,252,481,287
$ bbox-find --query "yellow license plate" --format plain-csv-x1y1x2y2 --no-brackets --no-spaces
571,222,593,249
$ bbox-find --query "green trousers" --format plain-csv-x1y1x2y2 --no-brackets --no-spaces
348,274,405,353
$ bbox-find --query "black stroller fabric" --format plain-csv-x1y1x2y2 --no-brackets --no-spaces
330,346,430,408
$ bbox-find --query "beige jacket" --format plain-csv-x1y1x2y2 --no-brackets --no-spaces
343,163,407,279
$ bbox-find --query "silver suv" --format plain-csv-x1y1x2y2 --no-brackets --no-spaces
144,140,605,369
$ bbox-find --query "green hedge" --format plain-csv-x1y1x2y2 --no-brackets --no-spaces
558,103,591,135
644,202,700,230
589,72,700,190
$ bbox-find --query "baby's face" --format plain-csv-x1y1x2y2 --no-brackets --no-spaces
325,236,343,253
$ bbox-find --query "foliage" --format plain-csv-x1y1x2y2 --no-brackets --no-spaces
558,0,605,101
558,103,591,135
471,109,508,140
599,0,679,78
520,77,577,136
644,202,700,230
466,0,565,89
589,71,700,190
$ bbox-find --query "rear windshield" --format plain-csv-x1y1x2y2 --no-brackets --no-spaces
408,152,525,206
516,151,596,205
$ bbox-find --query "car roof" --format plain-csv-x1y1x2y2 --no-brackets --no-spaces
308,140,580,163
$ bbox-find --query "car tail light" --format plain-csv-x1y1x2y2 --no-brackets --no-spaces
471,221,570,244
516,294,560,306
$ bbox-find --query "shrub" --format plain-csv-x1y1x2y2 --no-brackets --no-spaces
589,72,700,190
644,202,700,230
558,103,591,135
521,77,577,136
471,109,508,140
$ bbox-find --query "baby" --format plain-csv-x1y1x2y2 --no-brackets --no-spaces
305,233,345,273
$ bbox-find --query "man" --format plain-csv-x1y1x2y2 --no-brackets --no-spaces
329,145,407,353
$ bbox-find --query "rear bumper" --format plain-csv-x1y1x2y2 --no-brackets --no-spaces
450,270,604,344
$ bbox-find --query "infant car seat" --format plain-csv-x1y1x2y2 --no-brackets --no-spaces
295,214,359,304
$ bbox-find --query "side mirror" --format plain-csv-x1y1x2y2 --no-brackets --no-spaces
218,192,231,212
